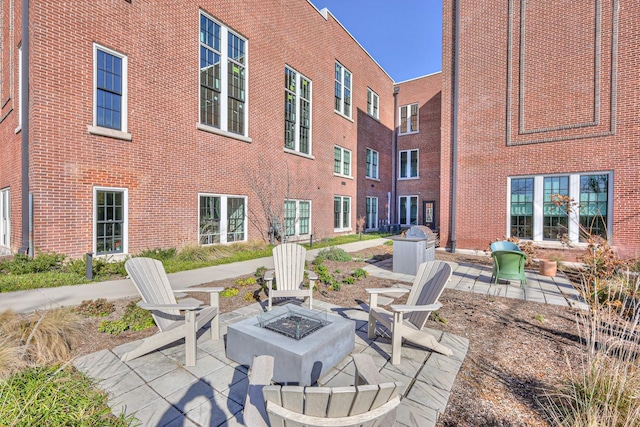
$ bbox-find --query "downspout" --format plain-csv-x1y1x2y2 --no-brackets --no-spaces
450,0,460,253
18,0,30,256
392,86,399,226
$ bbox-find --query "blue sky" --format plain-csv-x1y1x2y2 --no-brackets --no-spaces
310,0,443,82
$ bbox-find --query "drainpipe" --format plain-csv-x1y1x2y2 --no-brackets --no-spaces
18,0,30,256
450,0,460,253
392,86,400,225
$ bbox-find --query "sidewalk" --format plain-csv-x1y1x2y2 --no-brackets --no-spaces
0,238,390,314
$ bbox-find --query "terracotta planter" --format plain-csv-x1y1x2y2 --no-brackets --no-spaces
539,260,558,277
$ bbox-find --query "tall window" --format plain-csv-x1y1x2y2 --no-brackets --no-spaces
200,12,247,136
366,148,379,180
334,146,352,177
284,200,311,237
367,88,379,119
399,196,418,226
399,149,418,178
94,188,127,255
334,196,351,230
543,176,568,240
366,197,378,230
579,175,608,240
199,194,246,244
334,62,352,118
0,188,10,249
399,103,418,134
284,67,311,155
17,46,22,130
511,178,534,239
93,44,127,132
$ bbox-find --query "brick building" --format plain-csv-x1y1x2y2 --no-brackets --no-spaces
441,0,640,256
1,0,448,259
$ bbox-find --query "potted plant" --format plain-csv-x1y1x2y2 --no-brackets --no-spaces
538,259,557,277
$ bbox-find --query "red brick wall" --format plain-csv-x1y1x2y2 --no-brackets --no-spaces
442,0,640,256
395,73,442,229
0,0,395,257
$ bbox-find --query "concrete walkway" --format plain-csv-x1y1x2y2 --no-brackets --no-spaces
5,239,588,426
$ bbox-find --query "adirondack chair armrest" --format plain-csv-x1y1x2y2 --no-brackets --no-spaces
366,288,410,295
264,270,275,283
173,287,224,293
352,353,385,385
304,269,318,280
137,301,202,311
389,302,442,313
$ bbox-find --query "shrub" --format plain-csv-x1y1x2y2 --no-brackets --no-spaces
220,288,239,298
313,247,352,264
0,365,135,426
254,266,267,279
99,301,155,336
234,276,257,287
136,247,177,261
0,252,66,275
74,299,115,317
352,268,368,279
342,276,355,285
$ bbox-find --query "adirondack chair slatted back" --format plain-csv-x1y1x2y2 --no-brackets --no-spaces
263,382,403,427
273,243,306,291
125,257,181,331
405,260,453,330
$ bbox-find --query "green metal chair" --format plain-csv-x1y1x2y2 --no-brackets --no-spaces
490,250,527,287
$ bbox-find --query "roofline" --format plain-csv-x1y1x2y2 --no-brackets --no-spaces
394,71,442,85
307,1,394,82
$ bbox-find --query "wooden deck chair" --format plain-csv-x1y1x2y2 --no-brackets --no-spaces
264,243,317,311
367,260,453,365
122,257,223,366
244,354,403,427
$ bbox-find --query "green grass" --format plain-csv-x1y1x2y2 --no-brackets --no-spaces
0,365,137,426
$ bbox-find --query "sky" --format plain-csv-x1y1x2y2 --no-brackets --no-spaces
309,0,443,82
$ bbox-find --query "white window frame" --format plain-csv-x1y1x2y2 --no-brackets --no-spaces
366,196,378,230
506,172,613,245
365,148,379,180
15,45,21,133
334,146,352,178
399,103,419,134
284,66,312,156
399,195,419,227
198,11,250,140
334,195,351,231
399,149,419,179
334,61,352,119
0,188,10,250
284,199,311,238
88,44,131,141
93,187,128,257
198,193,248,245
367,87,379,119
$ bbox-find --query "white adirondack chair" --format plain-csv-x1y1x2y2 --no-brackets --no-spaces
264,243,317,310
367,260,453,365
122,257,223,366
243,354,403,427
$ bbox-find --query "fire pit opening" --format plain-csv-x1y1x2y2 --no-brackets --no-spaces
258,307,328,340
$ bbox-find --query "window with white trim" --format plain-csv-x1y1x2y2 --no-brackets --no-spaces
199,194,247,244
508,173,611,243
284,67,311,155
367,88,379,119
94,188,127,255
334,62,352,118
93,44,127,132
334,196,351,230
334,146,352,177
399,196,418,226
366,196,378,230
199,11,247,136
399,103,418,134
399,149,418,179
284,199,311,237
17,45,22,131
0,188,10,249
366,148,379,180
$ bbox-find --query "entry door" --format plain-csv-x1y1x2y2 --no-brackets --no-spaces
423,200,435,230
0,189,9,248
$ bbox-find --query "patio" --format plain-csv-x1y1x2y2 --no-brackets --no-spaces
72,258,587,426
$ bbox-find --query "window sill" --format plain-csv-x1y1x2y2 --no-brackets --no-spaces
399,131,419,136
365,177,381,182
94,252,128,262
398,176,419,180
334,228,352,233
14,125,21,134
197,123,252,143
334,173,354,180
334,110,354,123
87,125,132,141
284,148,315,160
